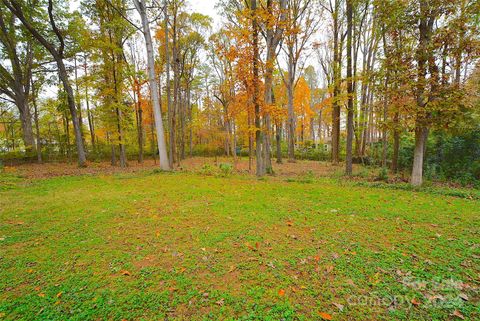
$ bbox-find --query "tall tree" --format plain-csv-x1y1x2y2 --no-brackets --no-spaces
0,5,35,152
345,0,354,175
262,0,287,172
3,0,87,166
281,0,320,163
251,0,262,177
133,0,170,170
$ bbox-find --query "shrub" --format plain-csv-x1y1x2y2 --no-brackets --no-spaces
218,163,233,177
376,167,389,181
199,163,215,176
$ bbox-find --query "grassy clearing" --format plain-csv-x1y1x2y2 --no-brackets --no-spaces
0,170,479,320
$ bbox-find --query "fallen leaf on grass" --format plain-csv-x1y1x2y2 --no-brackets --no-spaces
325,265,334,274
278,289,285,296
120,270,131,276
245,242,258,251
38,293,45,297
410,298,421,306
427,294,445,302
332,302,344,311
56,292,62,298
452,310,465,319
287,221,294,226
228,265,237,273
459,293,468,301
215,298,225,306
318,312,333,320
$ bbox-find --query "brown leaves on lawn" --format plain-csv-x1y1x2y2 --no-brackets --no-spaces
451,310,465,319
459,293,469,301
278,289,285,296
325,265,334,274
332,302,344,311
120,270,131,276
245,242,260,251
410,298,421,306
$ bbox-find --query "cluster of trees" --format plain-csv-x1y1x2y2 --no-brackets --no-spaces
0,0,479,185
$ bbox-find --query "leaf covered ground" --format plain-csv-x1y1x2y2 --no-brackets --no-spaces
0,168,479,320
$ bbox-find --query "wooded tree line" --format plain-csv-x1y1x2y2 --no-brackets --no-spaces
0,0,479,185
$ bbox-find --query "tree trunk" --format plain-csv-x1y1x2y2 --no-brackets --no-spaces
73,55,85,147
263,0,286,173
391,112,399,172
134,80,144,164
58,62,85,166
331,2,341,164
251,0,264,176
276,122,282,164
287,52,296,163
17,101,35,152
411,126,428,186
83,54,95,149
31,83,42,163
134,0,170,170
411,1,434,186
345,0,354,175
116,107,127,168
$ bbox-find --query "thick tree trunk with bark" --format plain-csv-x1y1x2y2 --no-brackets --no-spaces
411,1,435,186
263,0,286,173
17,99,35,151
411,126,428,186
58,59,86,166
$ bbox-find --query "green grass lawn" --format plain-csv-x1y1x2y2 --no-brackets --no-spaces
0,170,479,320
